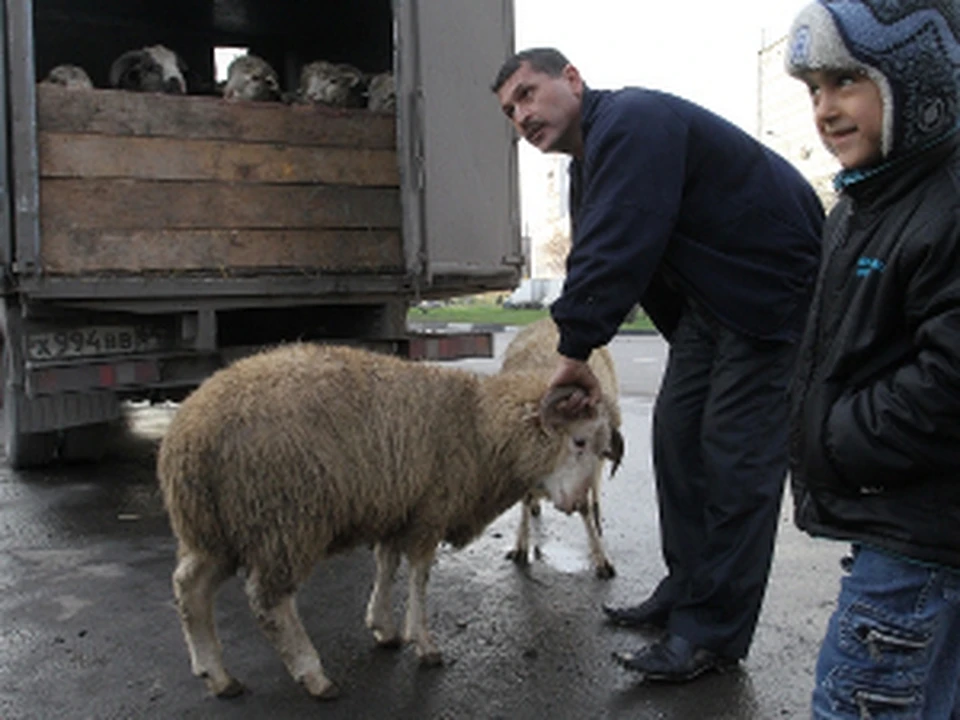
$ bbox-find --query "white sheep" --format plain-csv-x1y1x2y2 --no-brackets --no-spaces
40,64,94,90
222,54,281,102
297,60,366,107
157,342,621,700
500,318,623,578
366,71,396,112
109,44,187,94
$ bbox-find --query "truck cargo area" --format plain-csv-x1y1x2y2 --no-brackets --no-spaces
0,0,518,467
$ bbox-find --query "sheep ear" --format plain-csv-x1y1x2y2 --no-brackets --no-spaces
605,428,625,477
539,385,596,429
109,50,148,88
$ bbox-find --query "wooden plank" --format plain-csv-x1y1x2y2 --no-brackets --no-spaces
36,84,397,149
40,179,401,230
38,229,404,275
39,133,400,186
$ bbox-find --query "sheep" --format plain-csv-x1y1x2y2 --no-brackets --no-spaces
109,44,187,94
40,64,94,90
366,71,396,112
221,54,281,102
500,318,624,579
297,60,366,107
157,342,621,700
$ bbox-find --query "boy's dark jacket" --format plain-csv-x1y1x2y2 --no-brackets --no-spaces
789,138,960,569
550,87,823,360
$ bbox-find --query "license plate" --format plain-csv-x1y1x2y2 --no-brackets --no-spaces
27,326,164,361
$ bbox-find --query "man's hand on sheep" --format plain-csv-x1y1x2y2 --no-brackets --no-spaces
548,356,602,416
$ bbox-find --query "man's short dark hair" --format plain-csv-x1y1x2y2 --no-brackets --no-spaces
490,47,571,92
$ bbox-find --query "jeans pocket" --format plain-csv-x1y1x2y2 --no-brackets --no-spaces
821,665,922,719
838,602,931,668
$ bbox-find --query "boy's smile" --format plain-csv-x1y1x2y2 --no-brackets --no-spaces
802,69,884,169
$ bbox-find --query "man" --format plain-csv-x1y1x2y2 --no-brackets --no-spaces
492,48,823,682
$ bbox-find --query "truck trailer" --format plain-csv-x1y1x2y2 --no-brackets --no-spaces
0,0,521,467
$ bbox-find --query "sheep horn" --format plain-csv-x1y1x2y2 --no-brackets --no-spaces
109,50,150,89
605,427,625,477
539,385,596,428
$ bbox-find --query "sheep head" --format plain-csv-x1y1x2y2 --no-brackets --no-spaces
41,64,94,90
299,60,366,107
223,54,281,102
536,385,622,514
110,44,187,94
366,72,396,112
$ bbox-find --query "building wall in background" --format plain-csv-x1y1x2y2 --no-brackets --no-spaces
757,35,839,209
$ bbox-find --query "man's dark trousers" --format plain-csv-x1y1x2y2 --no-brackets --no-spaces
650,301,796,659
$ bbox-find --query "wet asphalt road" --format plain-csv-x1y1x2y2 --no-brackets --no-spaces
0,333,844,719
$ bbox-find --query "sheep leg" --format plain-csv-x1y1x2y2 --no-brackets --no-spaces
365,543,402,647
172,550,244,698
506,496,535,565
403,549,441,666
244,573,338,700
580,484,616,579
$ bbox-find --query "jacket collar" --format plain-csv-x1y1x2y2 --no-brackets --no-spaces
842,133,960,207
579,86,603,141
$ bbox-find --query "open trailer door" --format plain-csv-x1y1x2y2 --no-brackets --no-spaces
395,0,522,297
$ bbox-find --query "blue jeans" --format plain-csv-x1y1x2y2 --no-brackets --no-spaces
812,545,960,719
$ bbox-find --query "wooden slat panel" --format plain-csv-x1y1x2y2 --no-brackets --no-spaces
36,84,397,148
39,133,399,186
38,229,404,274
40,179,401,230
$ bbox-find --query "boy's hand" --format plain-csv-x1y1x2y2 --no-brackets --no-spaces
548,356,602,415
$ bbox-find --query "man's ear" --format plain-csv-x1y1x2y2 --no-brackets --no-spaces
563,64,584,95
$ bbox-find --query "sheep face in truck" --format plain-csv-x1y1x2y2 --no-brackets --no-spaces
298,60,366,107
222,54,281,102
109,44,187,94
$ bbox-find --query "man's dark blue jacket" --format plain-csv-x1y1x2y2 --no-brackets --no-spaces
551,87,824,360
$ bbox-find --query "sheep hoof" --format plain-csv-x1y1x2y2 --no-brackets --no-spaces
505,549,529,566
418,650,443,667
595,562,616,580
211,676,246,699
375,635,403,650
303,675,340,700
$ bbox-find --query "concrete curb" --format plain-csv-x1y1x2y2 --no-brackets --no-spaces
408,321,658,336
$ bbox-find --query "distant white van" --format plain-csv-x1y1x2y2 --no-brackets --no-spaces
503,278,564,309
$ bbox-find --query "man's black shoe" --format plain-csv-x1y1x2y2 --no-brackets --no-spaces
601,598,671,630
611,633,738,682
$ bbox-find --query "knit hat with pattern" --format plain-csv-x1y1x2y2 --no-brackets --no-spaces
785,0,960,160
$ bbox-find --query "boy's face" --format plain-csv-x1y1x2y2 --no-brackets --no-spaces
497,62,585,157
801,69,884,169
802,70,883,169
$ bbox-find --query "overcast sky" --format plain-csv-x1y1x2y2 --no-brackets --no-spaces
514,0,811,133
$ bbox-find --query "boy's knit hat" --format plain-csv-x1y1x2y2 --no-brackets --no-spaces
785,0,960,159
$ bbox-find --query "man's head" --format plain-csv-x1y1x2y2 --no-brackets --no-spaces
785,0,960,169
492,48,586,157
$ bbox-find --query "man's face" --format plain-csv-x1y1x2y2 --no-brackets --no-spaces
801,69,884,169
497,62,584,156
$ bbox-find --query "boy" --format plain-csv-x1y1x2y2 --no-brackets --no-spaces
786,1,960,717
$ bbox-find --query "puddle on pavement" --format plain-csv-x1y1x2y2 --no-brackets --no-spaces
535,542,592,575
